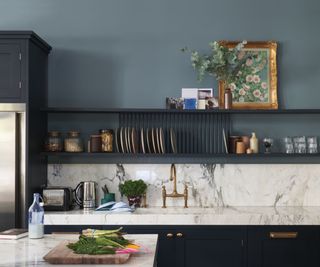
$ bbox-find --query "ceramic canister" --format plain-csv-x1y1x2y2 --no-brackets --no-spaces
241,136,250,149
236,141,246,154
229,136,242,153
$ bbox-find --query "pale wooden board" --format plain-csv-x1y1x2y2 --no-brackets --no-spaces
43,240,130,264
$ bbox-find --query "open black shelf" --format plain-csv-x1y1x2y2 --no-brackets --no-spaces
42,152,320,164
43,107,320,164
42,107,320,114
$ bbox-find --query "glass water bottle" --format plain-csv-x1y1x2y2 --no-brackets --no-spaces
28,193,44,239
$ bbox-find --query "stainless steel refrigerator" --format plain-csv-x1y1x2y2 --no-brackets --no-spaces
0,103,26,231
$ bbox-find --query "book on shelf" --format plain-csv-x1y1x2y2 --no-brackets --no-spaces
0,228,28,240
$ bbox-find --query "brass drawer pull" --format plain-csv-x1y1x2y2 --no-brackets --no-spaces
176,233,183,238
166,233,174,238
270,232,298,239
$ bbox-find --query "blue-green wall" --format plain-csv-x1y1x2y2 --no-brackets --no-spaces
0,0,319,108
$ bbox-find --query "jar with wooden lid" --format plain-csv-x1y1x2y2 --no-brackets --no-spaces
44,131,63,152
100,129,113,152
64,131,84,152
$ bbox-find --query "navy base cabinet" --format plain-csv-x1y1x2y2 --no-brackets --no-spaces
175,227,245,267
248,226,319,267
110,226,245,267
45,225,320,267
45,225,246,267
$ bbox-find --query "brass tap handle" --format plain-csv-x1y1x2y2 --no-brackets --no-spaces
184,184,188,208
162,185,167,208
176,233,183,238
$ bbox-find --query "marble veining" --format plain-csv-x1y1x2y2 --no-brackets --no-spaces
48,164,320,207
45,206,320,225
0,234,157,267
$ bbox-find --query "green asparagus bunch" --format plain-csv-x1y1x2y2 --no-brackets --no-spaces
67,228,130,255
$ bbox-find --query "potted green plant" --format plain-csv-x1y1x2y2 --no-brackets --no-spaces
101,185,115,204
119,179,147,207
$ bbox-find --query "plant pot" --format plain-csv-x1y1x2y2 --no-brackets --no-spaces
101,193,115,204
127,196,142,207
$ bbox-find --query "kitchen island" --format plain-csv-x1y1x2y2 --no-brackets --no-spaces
0,234,158,267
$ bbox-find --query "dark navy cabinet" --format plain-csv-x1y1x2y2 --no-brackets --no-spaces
106,226,245,267
175,227,245,267
248,226,320,267
0,31,51,227
0,31,51,103
45,225,246,267
45,224,320,267
0,42,22,101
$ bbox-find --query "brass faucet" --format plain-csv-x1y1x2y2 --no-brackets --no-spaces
162,164,188,208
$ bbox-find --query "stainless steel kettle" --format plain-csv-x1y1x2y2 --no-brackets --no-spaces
74,181,97,209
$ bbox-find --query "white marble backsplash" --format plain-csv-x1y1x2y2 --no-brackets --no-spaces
47,164,320,207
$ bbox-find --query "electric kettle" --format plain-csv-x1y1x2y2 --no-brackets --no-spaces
74,181,97,209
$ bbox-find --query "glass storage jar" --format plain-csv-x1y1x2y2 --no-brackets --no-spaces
44,131,63,152
64,131,84,152
89,134,102,153
100,129,113,152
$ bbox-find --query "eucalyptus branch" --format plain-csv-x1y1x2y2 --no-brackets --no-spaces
182,40,250,85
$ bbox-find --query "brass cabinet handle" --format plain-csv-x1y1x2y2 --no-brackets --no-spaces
176,232,183,238
270,232,298,239
166,233,174,238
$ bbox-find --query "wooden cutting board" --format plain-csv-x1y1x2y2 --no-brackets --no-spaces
43,241,131,264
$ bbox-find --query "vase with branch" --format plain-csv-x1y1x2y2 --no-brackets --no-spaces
182,40,254,107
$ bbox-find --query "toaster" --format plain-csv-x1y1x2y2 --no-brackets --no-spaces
42,187,73,211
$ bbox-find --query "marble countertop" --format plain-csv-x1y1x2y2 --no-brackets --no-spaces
0,234,157,267
44,206,320,225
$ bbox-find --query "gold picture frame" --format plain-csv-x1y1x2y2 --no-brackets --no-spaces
218,41,278,109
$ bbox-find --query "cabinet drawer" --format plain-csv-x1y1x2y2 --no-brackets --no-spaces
248,226,319,267
176,227,245,267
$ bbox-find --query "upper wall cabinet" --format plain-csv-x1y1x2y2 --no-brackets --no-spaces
0,42,21,100
0,31,51,103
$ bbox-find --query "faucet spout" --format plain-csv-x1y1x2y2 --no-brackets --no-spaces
170,163,178,194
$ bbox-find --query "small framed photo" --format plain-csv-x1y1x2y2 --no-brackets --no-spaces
205,97,219,109
166,97,184,110
198,88,213,100
181,88,198,99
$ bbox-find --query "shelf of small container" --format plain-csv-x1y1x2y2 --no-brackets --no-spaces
41,152,320,164
42,107,320,164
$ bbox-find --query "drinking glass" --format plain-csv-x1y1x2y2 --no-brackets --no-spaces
263,138,273,153
293,136,306,154
283,137,294,154
307,137,318,154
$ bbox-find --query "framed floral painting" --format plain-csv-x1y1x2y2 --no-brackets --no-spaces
218,41,278,109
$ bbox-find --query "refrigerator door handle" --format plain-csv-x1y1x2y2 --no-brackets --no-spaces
0,112,17,230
